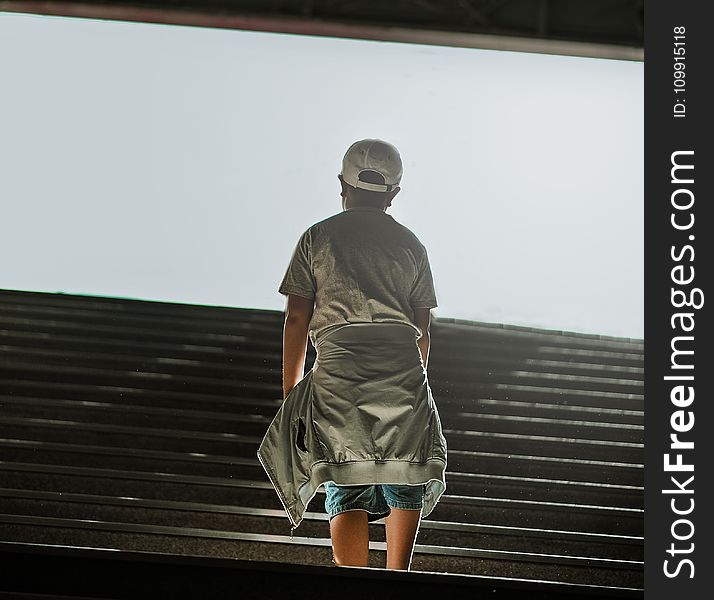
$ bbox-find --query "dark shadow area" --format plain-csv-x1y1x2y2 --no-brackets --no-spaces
0,541,640,600
0,288,644,595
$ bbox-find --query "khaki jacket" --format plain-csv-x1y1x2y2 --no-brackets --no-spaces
257,322,448,531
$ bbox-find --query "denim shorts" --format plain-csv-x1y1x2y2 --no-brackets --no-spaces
323,481,425,523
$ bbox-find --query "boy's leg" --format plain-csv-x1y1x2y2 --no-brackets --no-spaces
329,510,370,567
384,507,422,570
382,484,425,571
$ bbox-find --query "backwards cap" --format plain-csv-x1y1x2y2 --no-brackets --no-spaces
340,139,403,193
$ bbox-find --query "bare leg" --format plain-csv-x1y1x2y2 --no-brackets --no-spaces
384,507,422,570
329,510,370,567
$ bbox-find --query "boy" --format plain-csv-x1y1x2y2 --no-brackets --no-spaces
257,139,447,571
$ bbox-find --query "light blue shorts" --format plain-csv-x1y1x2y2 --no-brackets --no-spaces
323,481,425,523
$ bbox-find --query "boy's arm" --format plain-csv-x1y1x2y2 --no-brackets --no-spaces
282,294,314,399
413,307,432,369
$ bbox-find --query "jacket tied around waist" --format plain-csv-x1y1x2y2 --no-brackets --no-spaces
257,322,448,530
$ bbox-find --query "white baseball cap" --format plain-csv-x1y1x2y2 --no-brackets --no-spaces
340,139,403,192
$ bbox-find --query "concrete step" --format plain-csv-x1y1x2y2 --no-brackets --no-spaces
0,466,644,536
0,337,643,385
0,434,643,485
0,494,642,563
0,523,645,589
0,401,642,445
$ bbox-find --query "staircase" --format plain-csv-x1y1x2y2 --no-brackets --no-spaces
0,288,644,592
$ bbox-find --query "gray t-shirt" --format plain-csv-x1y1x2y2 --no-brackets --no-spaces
278,205,438,348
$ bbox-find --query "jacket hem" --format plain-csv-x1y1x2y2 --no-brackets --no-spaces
311,458,446,487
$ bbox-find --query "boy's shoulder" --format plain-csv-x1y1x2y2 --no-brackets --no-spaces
306,210,425,246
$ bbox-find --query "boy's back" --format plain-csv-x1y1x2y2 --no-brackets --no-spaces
278,206,438,348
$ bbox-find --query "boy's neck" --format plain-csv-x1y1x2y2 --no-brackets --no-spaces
345,205,387,212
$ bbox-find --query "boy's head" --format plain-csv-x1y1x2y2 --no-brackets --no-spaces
338,139,402,211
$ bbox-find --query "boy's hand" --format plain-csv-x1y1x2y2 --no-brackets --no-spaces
413,307,432,369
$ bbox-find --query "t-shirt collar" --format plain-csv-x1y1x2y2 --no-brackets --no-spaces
345,206,387,212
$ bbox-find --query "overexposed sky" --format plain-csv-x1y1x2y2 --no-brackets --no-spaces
0,12,643,338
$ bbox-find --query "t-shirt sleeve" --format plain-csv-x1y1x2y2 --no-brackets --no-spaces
410,245,438,309
278,229,316,300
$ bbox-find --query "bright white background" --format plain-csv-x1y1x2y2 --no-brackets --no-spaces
0,12,643,338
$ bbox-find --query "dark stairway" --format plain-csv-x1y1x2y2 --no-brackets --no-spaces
0,288,643,592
